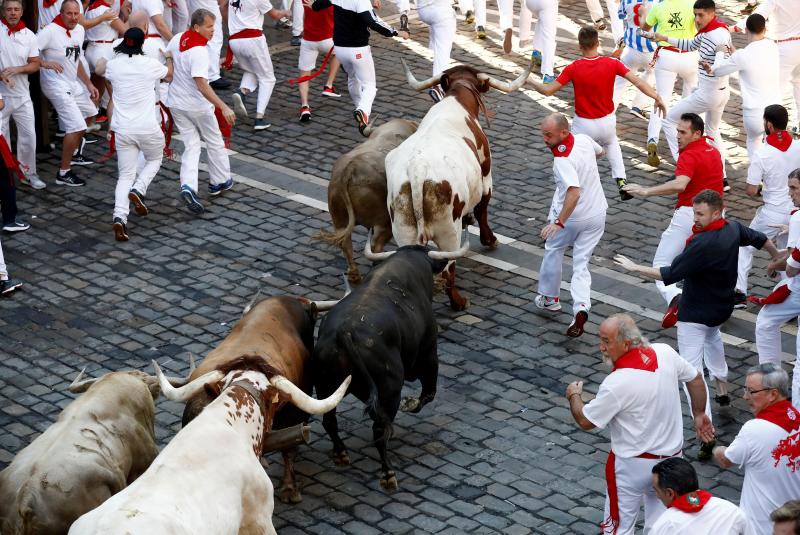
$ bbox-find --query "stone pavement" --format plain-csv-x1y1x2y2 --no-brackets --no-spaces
0,0,793,532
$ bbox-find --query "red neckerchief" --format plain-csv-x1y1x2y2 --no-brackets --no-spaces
696,17,728,34
550,133,575,157
669,491,712,513
88,0,111,8
52,14,72,37
42,0,57,8
685,218,727,247
613,346,658,372
1,18,26,34
179,29,208,51
757,399,800,433
766,130,793,152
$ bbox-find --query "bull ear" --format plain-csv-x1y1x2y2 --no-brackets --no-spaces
439,73,450,93
204,380,223,398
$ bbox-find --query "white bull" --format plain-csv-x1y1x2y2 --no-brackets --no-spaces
68,360,351,535
381,60,531,310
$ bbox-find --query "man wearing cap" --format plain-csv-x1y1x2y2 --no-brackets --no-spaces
104,28,172,241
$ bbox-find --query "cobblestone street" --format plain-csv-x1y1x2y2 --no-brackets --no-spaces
0,0,795,532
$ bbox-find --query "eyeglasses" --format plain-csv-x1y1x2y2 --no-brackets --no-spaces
743,387,774,396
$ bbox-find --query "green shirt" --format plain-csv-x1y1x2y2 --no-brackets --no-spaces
645,0,696,46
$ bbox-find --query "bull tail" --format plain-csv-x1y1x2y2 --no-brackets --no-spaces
410,176,427,245
315,168,357,249
337,330,393,442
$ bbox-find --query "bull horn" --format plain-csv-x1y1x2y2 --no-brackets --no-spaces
402,58,442,91
361,114,378,137
343,274,352,297
311,275,352,311
270,374,352,415
69,367,97,393
160,352,198,387
153,360,224,402
428,228,471,260
364,229,396,261
477,59,534,93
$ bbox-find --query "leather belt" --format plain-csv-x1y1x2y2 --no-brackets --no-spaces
636,449,682,460
90,39,115,43
776,36,800,43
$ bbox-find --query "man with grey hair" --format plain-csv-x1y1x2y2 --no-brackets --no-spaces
772,500,800,535
566,313,712,534
714,363,800,535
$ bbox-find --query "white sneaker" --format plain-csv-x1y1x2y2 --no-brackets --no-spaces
86,123,102,133
22,173,46,190
534,295,561,311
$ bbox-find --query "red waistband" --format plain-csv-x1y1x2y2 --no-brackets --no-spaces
636,449,682,460
776,36,800,43
145,33,162,38
657,46,689,53
229,28,263,40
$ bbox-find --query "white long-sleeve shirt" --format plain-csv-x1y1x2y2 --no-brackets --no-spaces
710,38,780,110
735,0,800,40
669,27,732,88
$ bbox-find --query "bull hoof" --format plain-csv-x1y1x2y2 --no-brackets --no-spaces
450,297,469,311
380,472,398,491
347,271,362,285
481,235,498,249
278,486,303,504
332,450,351,466
461,214,476,227
399,396,420,413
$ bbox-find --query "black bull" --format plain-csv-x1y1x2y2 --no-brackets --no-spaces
312,246,448,490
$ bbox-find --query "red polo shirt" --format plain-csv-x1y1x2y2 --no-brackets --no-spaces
675,137,724,208
556,56,629,119
303,4,333,42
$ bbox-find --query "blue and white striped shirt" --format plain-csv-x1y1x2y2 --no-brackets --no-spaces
618,0,657,53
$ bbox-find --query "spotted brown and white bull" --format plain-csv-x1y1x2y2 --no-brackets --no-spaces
0,369,165,535
382,60,532,310
68,360,351,535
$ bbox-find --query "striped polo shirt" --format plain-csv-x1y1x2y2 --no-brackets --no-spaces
669,26,732,87
618,0,657,53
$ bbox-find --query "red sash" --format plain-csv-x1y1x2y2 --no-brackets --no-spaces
685,218,727,248
669,490,712,513
52,14,71,37
287,47,336,85
159,101,175,159
222,29,263,71
766,131,793,152
613,346,658,372
1,18,26,34
214,107,231,149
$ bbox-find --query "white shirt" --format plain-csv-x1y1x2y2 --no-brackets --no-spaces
85,3,118,42
37,21,86,87
725,417,800,535
710,39,780,111
131,0,164,36
228,0,273,34
166,32,212,112
583,343,698,458
736,0,800,40
105,54,167,134
550,134,608,223
785,211,800,292
650,497,748,535
0,25,39,99
188,0,221,15
747,136,800,213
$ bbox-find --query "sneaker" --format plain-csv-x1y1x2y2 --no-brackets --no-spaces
299,105,312,122
128,188,148,216
55,129,65,138
95,114,108,124
464,9,474,23
593,18,606,31
277,16,292,28
322,85,341,98
180,185,204,214
354,109,369,136
55,169,86,187
208,178,234,196
290,34,302,46
714,394,731,406
723,179,731,192
616,177,633,201
542,74,556,84
0,278,22,295
531,49,542,69
503,28,512,54
646,139,660,167
71,154,94,166
113,217,129,242
476,25,486,39
400,13,409,32
630,106,647,120
428,86,444,103
697,440,715,462
82,137,98,144
566,310,589,338
534,294,561,311
662,295,680,329
21,174,46,190
3,219,30,232
209,77,232,90
232,90,248,118
254,118,271,131
733,290,747,309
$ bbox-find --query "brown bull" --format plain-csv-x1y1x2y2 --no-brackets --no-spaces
319,119,419,284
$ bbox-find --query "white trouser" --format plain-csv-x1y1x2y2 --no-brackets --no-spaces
1,96,37,177
418,5,456,76
613,47,654,110
743,107,765,160
573,114,625,179
755,283,800,403
677,321,725,423
663,82,730,173
520,0,557,77
737,205,789,293
188,2,222,81
647,49,698,143
231,37,276,116
458,0,486,26
778,40,800,124
498,0,513,30
114,130,165,222
335,45,377,117
293,0,304,36
171,0,189,32
396,0,409,13
85,42,114,73
602,455,666,535
538,213,605,315
585,0,623,41
171,107,230,192
653,206,693,304
0,237,5,277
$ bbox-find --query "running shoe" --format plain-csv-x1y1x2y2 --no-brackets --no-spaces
254,118,271,130
128,188,148,216
616,177,633,201
630,106,647,120
464,9,474,23
566,310,589,338
661,295,680,329
542,74,556,84
232,89,248,118
20,174,46,190
534,294,561,311
646,139,660,167
531,49,542,69
55,169,86,187
3,219,30,232
0,278,22,295
354,109,369,136
208,178,234,196
723,179,731,192
476,25,486,39
322,85,341,98
593,18,606,31
290,34,302,46
299,105,312,122
113,217,129,242
180,185,204,214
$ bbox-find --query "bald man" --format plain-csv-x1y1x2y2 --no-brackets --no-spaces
535,113,608,338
